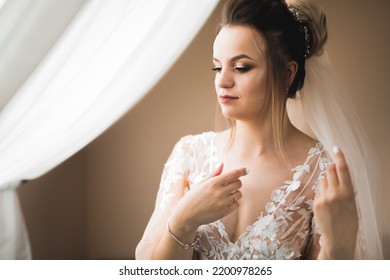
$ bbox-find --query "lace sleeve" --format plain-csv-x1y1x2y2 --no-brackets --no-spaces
135,135,194,259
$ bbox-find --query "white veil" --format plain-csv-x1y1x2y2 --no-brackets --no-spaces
289,51,383,259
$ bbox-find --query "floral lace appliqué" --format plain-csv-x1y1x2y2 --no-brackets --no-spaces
194,138,329,260
159,132,330,260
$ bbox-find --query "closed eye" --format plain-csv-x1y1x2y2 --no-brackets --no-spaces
234,66,251,73
211,65,252,73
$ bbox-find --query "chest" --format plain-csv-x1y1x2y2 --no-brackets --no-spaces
220,162,294,243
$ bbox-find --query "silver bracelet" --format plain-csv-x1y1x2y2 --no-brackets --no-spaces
167,222,199,250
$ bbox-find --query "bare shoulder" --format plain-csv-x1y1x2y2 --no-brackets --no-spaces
287,129,319,164
297,130,318,148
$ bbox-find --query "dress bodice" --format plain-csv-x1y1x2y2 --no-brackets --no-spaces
159,131,330,259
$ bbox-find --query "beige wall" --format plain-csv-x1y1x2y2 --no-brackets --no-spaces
18,0,390,259
18,152,86,259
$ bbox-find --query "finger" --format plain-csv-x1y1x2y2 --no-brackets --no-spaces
223,179,242,193
232,190,242,201
178,170,190,196
326,163,339,190
197,162,224,185
220,167,249,185
332,146,353,189
211,162,224,177
226,190,242,205
318,177,328,196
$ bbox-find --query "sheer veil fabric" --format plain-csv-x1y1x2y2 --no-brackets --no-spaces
290,51,383,259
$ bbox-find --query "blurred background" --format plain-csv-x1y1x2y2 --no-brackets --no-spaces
17,0,390,259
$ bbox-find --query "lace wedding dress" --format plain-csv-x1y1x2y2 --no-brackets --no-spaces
136,131,331,260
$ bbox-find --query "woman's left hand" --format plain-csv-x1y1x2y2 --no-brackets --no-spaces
313,146,358,259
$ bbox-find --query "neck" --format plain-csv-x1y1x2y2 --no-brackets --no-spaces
228,114,297,159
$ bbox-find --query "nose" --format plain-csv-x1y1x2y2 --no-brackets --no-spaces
215,68,234,89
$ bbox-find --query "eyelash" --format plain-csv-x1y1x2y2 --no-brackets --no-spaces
211,66,251,73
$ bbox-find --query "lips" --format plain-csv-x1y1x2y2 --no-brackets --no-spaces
219,95,239,104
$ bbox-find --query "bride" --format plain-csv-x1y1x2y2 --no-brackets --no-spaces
136,0,382,260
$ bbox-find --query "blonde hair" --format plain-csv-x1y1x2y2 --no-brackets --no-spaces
217,0,327,158
286,0,327,59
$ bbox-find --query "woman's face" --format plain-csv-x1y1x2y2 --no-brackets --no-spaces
213,25,269,121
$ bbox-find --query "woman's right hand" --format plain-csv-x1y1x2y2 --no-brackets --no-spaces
169,163,248,236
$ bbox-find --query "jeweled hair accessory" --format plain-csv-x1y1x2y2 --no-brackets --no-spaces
289,7,311,58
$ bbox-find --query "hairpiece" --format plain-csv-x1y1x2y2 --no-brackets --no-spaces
288,7,311,58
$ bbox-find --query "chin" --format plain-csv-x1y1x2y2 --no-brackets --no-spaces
221,109,235,119
221,111,241,121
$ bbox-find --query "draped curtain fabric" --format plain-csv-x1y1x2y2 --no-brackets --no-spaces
0,0,219,259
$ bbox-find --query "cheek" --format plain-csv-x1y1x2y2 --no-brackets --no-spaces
241,75,267,98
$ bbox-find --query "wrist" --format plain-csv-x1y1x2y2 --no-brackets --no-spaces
168,213,199,239
167,214,200,250
167,221,199,250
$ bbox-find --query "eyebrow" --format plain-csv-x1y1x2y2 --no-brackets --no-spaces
213,54,255,63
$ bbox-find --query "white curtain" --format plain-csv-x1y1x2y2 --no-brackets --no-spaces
0,0,219,259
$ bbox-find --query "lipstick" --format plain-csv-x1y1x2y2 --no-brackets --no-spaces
219,95,239,104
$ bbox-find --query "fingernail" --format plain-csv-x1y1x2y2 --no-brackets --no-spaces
332,146,340,154
245,168,250,174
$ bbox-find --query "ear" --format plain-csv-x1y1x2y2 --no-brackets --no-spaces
286,61,298,88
